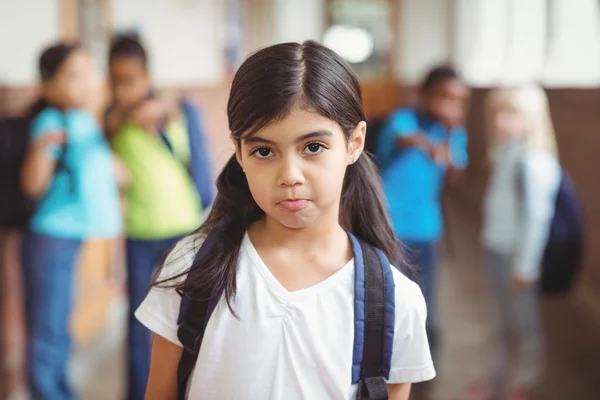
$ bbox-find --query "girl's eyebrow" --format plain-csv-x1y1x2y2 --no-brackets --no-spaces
243,130,333,145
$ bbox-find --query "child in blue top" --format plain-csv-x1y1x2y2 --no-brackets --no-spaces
375,66,470,363
20,42,124,400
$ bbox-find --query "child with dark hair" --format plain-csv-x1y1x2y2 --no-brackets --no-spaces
134,41,435,400
105,33,214,400
375,65,471,366
20,42,124,400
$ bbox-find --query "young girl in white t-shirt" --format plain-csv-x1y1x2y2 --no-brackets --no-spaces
136,40,435,400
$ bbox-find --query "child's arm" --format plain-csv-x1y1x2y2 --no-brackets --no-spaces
387,383,412,400
20,131,65,198
145,335,182,400
104,106,128,139
395,134,436,157
445,128,469,189
113,153,131,189
375,109,435,167
513,151,561,290
386,274,436,389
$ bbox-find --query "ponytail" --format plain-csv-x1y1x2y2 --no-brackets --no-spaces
340,153,400,266
155,155,264,314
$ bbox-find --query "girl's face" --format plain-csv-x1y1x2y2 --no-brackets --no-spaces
109,56,151,109
44,49,93,109
235,106,365,230
490,108,527,141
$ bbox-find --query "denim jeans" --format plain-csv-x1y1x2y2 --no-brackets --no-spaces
21,230,82,400
126,236,181,400
402,241,439,360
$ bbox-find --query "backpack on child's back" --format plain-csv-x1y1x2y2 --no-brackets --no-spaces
539,169,584,294
0,110,71,229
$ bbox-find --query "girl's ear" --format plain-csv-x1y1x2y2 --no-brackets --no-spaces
348,121,366,165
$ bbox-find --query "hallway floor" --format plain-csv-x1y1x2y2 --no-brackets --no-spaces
73,201,600,400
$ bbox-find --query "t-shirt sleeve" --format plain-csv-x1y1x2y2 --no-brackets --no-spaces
375,109,419,167
30,108,66,160
386,270,436,384
449,128,469,170
134,234,203,346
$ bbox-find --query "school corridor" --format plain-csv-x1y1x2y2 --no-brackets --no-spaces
68,196,600,400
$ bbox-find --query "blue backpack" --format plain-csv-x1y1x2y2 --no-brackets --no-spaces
539,170,584,294
176,229,396,400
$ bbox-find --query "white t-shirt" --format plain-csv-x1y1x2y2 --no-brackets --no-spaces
136,232,435,400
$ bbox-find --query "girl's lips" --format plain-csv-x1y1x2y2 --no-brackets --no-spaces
277,199,309,211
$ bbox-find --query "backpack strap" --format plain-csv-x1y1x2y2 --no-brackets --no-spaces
175,224,226,400
176,293,218,400
349,233,396,400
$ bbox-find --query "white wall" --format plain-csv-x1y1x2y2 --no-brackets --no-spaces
113,0,225,86
453,0,600,87
395,0,452,84
0,0,60,85
399,0,600,87
272,0,324,44
542,0,600,87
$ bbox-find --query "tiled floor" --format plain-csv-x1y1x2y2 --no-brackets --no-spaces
73,200,600,400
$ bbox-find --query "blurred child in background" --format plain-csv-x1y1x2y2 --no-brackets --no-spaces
105,33,214,400
466,86,560,400
375,66,470,366
20,42,124,400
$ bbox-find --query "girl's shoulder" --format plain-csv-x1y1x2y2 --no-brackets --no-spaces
30,107,64,137
158,233,206,283
521,148,561,181
388,265,427,317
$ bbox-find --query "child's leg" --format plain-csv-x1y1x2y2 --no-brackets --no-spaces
126,236,182,400
126,238,158,400
404,242,439,359
511,286,543,393
485,249,518,399
21,231,81,400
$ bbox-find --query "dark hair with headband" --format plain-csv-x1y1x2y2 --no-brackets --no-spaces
39,42,81,82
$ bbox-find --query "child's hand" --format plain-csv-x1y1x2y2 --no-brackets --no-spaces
32,132,66,151
511,275,535,292
130,98,165,134
432,144,450,166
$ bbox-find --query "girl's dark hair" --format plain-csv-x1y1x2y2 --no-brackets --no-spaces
39,42,80,82
30,42,80,123
421,65,460,92
109,33,147,67
156,41,399,312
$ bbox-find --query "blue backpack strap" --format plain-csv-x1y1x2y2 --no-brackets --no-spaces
349,233,395,400
176,217,230,400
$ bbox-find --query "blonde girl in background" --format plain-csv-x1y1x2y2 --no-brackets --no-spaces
468,86,560,400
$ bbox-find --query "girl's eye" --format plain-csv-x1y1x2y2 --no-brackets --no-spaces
251,147,275,159
303,142,326,155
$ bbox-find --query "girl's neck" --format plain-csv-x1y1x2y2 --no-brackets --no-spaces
250,213,347,253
